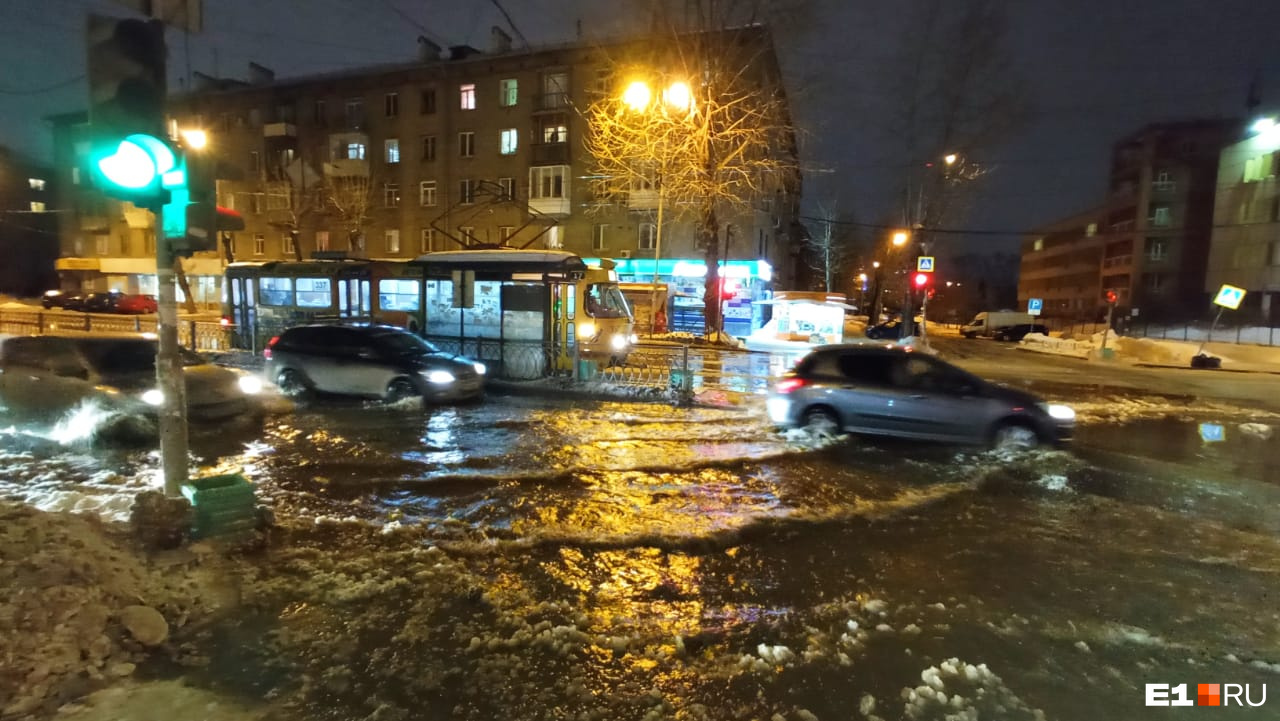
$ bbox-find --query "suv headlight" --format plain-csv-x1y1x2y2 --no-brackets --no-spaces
473,363,487,376
238,375,263,394
141,389,164,406
424,370,455,384
1040,403,1075,421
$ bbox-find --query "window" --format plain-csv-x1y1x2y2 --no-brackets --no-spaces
96,236,109,255
1150,206,1171,227
259,277,293,305
344,142,366,160
379,279,420,311
29,201,46,213
315,230,330,252
419,180,437,206
1144,273,1166,293
345,98,365,128
1032,238,1044,252
498,177,515,199
1086,223,1097,237
1146,238,1168,261
593,68,611,94
459,226,476,244
314,99,327,125
385,92,399,117
499,226,515,242
500,78,518,107
294,278,331,308
385,229,401,254
459,179,476,204
249,151,261,174
592,224,607,251
248,194,263,214
542,71,569,108
385,138,400,164
542,123,567,144
500,128,518,155
384,182,400,208
530,166,567,199
459,131,475,157
421,135,436,161
71,168,80,185
28,178,45,191
283,233,295,256
1152,171,1174,191
420,228,437,253
639,223,656,250
459,83,476,110
584,283,629,318
420,88,436,114
253,233,266,256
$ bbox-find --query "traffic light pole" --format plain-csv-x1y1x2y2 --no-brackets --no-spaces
156,206,190,498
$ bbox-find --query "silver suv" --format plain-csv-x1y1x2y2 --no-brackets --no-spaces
264,324,486,403
767,345,1074,449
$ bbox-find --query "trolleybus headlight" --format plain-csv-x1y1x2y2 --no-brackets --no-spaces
424,370,456,384
610,334,628,351
578,321,596,338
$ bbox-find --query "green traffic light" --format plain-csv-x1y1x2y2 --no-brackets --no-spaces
95,133,177,191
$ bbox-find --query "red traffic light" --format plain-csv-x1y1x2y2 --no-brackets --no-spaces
913,273,930,288
1105,290,1118,304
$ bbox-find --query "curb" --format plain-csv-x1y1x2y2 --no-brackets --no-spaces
1133,363,1280,376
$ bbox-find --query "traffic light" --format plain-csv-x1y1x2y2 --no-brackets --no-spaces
1105,289,1118,304
85,15,170,207
914,272,930,288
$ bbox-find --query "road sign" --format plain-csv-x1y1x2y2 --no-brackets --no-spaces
916,256,935,272
1213,284,1246,310
1198,423,1225,443
1027,298,1043,316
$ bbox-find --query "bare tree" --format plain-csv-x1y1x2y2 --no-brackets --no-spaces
583,13,799,336
326,175,374,253
803,201,864,293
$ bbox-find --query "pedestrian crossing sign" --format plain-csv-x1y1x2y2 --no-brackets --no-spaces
916,256,935,272
1212,284,1246,310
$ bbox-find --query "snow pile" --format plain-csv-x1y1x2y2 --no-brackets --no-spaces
0,502,240,716
1019,332,1093,359
899,658,1045,720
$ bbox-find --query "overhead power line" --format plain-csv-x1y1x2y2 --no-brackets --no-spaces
0,74,85,95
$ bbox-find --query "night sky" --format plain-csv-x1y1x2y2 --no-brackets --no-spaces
3,0,1279,253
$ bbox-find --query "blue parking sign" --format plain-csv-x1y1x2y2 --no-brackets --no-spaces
1028,298,1043,316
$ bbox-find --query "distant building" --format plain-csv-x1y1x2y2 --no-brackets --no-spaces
1205,114,1280,322
1020,119,1240,322
0,147,57,296
49,26,802,314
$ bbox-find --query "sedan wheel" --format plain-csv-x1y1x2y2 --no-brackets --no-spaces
803,407,841,436
276,369,309,399
993,422,1040,451
385,378,418,403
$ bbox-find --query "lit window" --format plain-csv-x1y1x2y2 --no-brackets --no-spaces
1150,206,1171,227
385,92,399,117
315,230,330,251
384,182,400,208
345,142,366,160
500,128,518,155
639,223,656,250
542,124,567,143
459,131,475,158
1032,238,1044,252
498,177,514,200
420,228,437,253
459,179,476,205
96,236,109,255
500,78,518,107
460,83,476,110
29,201,46,213
592,224,607,251
419,180,437,206
1086,223,1097,237
283,233,295,256
28,178,45,191
529,166,567,199
385,138,400,164
385,229,401,254
253,234,266,256
1152,171,1175,191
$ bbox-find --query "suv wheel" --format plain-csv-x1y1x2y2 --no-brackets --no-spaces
385,378,417,403
276,369,310,398
992,421,1040,451
802,406,841,436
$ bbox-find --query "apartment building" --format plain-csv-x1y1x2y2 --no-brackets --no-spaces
50,25,802,314
1017,207,1106,318
1205,114,1280,321
0,147,57,296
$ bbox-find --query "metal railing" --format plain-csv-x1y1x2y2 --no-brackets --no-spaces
0,308,232,350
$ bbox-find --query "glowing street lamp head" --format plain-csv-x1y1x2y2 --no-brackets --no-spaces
665,81,693,113
1250,117,1277,135
891,230,909,247
944,153,958,165
622,81,651,112
180,128,208,150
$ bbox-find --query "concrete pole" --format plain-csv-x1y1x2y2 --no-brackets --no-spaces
650,182,665,336
155,227,190,497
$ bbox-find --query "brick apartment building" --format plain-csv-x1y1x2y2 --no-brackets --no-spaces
49,25,802,313
0,147,57,296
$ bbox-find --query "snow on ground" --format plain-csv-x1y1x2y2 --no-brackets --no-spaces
1020,329,1280,371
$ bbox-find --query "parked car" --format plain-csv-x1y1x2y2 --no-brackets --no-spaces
59,294,88,312
41,290,70,309
114,293,158,314
961,311,1036,339
864,318,916,339
263,324,486,403
0,333,264,425
767,345,1074,449
992,323,1049,342
82,291,124,313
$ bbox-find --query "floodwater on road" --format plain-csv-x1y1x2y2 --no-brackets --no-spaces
3,392,1280,720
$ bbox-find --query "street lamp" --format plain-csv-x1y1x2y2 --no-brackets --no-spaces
891,230,909,247
623,81,651,112
180,128,208,150
943,153,958,166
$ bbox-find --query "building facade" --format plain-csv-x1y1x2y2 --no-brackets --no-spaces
1020,119,1239,322
51,26,802,319
1205,115,1280,322
0,147,57,296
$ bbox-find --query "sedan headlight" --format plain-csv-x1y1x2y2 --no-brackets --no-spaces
141,389,164,406
473,362,487,376
610,334,628,351
237,375,263,394
1042,403,1076,421
424,370,455,384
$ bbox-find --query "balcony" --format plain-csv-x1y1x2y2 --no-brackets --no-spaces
323,158,369,177
535,92,570,112
627,188,659,211
263,122,296,138
1102,254,1132,269
530,142,569,165
529,196,571,217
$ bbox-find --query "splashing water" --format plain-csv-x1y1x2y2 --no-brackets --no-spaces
45,400,120,446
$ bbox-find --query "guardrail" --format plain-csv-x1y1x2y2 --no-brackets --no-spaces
0,308,231,350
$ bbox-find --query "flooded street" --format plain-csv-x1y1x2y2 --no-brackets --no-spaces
4,391,1280,720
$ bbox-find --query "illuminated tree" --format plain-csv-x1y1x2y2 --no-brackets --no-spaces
325,174,374,253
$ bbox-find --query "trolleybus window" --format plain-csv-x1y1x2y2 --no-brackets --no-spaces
260,277,293,305
378,279,421,311
584,283,630,319
295,277,332,308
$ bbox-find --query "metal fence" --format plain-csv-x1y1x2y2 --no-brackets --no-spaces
0,308,231,350
1036,315,1280,347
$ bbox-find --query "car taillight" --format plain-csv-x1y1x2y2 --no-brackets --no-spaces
775,377,807,394
264,335,279,360
219,316,232,327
